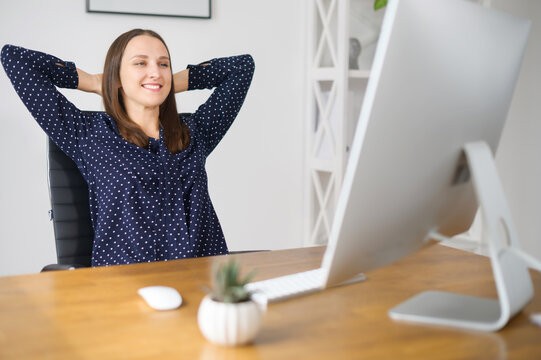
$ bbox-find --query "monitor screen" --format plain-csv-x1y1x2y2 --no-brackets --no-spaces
321,0,531,287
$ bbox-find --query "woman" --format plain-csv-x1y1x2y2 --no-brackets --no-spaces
1,29,255,266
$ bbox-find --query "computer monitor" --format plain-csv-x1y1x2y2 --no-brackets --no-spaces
319,0,532,331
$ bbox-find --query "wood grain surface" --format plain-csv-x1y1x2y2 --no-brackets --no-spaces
0,244,540,359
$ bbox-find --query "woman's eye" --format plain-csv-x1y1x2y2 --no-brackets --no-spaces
135,62,145,66
160,63,169,68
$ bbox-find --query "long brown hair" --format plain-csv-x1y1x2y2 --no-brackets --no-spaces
102,29,190,153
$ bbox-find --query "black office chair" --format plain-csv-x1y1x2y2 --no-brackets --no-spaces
41,113,263,272
41,136,94,271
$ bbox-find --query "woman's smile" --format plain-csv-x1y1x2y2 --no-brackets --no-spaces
141,83,163,92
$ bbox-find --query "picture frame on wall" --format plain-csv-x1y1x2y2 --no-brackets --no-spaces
86,0,211,19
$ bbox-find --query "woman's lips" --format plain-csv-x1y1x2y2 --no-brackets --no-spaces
142,84,162,92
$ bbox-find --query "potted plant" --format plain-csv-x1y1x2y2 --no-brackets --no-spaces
198,259,265,346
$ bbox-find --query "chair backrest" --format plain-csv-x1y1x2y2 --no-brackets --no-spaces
46,113,194,267
47,137,93,266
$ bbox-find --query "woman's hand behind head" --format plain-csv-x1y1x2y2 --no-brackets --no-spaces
76,68,103,97
94,73,102,97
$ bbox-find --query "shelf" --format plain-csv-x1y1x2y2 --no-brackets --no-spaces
305,0,381,246
312,68,370,80
348,69,370,78
309,158,337,172
312,68,337,80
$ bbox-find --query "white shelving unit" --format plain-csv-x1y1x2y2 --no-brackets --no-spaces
304,0,384,246
303,0,492,247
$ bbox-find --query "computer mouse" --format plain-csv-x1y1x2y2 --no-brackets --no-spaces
137,286,183,311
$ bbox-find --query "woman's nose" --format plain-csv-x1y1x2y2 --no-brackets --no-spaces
148,63,161,79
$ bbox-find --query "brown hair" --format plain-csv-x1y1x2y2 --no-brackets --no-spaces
102,29,190,153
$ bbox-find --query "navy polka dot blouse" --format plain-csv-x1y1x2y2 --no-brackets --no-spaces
1,44,254,267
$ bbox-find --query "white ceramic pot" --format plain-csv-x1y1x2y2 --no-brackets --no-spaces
197,295,266,346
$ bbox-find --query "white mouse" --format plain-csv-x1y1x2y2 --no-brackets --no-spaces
137,286,183,311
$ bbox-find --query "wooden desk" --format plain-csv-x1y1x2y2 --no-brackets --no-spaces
0,244,540,359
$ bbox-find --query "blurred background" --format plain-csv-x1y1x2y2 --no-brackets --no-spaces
0,0,539,276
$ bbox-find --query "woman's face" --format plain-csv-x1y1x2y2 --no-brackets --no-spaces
119,35,172,111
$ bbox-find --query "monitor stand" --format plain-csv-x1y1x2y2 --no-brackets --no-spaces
389,141,534,331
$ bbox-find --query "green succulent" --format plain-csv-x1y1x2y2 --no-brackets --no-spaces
209,259,255,303
374,0,388,10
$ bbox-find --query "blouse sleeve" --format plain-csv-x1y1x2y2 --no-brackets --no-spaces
186,54,255,156
1,44,89,168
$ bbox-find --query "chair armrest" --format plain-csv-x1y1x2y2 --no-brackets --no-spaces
41,264,87,272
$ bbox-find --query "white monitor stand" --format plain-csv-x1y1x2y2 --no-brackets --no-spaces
389,141,534,331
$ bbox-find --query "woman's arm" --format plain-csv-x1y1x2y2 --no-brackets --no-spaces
174,69,189,93
77,68,102,96
185,55,255,156
174,63,211,93
56,62,101,95
1,45,90,165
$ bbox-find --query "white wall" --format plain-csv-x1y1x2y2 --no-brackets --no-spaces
2,0,540,277
0,0,305,276
491,0,541,260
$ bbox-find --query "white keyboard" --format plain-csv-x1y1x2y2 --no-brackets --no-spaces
246,268,325,303
246,268,366,303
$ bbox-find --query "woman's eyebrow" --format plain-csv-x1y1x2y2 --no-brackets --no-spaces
130,55,170,60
